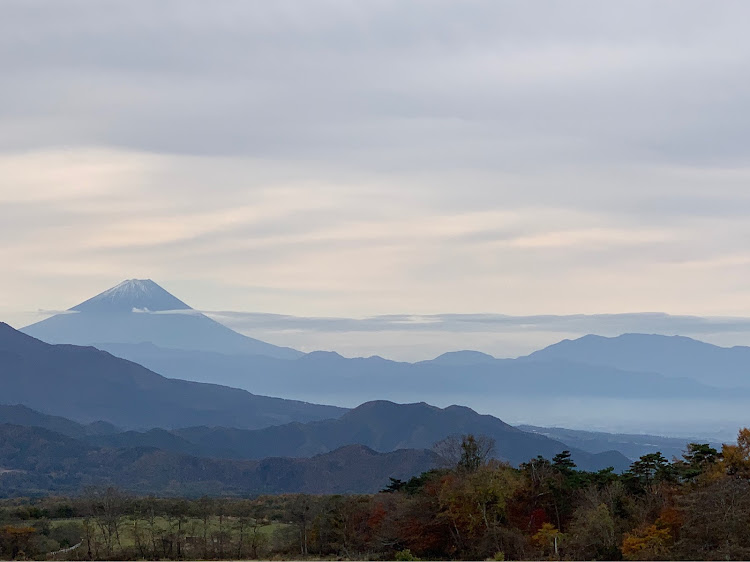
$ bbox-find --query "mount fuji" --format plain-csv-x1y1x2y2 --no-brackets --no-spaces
22,279,301,359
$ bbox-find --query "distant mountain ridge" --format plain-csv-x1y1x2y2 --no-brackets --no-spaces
22,279,301,359
517,424,724,461
0,323,344,429
526,333,750,388
95,340,749,407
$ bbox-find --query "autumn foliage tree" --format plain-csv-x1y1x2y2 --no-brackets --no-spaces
3,429,750,561
0,526,36,560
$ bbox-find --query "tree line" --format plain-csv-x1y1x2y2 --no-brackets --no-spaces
2,430,750,560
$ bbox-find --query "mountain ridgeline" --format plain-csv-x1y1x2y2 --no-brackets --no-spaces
94,340,749,408
83,401,629,472
525,332,750,388
0,322,343,429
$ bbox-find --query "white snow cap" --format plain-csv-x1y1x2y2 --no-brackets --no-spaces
70,279,192,314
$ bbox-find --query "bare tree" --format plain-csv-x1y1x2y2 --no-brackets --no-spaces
434,434,496,471
290,495,314,557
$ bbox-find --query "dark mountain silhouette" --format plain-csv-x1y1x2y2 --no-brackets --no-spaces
0,405,118,439
0,323,344,429
88,401,629,472
89,428,201,455
22,279,301,359
4,403,632,473
0,424,440,496
95,340,747,407
0,402,702,468
526,333,750,388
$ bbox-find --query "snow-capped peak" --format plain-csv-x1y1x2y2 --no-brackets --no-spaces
70,279,192,314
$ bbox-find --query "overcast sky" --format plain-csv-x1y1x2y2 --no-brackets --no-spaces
3,1,750,358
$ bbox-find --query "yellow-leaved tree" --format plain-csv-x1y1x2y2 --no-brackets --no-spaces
719,428,750,478
622,524,672,560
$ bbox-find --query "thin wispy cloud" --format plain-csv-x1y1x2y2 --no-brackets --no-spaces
203,311,750,336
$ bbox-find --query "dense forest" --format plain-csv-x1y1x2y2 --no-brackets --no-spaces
2,431,750,561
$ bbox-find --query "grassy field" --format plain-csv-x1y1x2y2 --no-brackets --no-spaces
47,516,289,558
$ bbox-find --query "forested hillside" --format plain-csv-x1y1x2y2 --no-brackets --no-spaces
1,431,748,560
0,424,439,496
